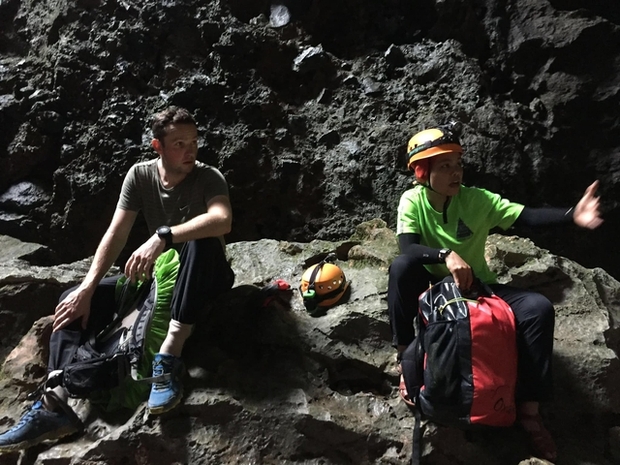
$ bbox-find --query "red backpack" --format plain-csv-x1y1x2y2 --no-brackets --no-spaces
401,277,517,464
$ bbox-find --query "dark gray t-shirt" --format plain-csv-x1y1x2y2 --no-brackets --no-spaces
117,159,229,237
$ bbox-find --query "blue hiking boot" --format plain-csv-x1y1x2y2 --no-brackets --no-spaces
0,401,79,451
147,353,184,414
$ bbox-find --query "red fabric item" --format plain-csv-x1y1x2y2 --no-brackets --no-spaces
469,295,517,426
273,279,291,290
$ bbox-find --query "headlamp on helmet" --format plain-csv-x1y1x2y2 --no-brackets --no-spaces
406,123,463,171
300,253,350,316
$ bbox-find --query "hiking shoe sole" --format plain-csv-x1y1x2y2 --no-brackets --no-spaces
0,424,79,452
147,387,183,415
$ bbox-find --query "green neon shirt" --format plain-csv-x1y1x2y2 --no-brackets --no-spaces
396,184,524,284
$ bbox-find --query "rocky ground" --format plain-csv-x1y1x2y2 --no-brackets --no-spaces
1,0,620,463
0,221,619,464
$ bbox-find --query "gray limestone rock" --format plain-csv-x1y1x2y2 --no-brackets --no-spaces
0,223,618,464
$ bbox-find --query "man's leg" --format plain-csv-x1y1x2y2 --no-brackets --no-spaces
0,276,120,451
387,254,435,354
490,285,555,402
148,238,234,414
387,254,435,406
490,284,557,461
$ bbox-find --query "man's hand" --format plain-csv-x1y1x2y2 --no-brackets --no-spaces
124,234,166,283
445,251,474,292
53,287,93,332
573,180,604,229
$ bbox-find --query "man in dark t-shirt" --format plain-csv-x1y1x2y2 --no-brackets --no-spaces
0,106,234,451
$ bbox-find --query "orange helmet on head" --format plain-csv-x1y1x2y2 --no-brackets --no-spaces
406,124,463,173
300,253,350,314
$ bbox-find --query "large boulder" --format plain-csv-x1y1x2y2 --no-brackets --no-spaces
0,222,618,464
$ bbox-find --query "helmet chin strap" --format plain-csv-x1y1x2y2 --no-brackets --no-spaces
420,181,451,223
442,196,451,224
417,178,435,192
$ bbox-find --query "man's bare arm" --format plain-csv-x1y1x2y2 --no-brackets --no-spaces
170,194,232,242
123,195,232,283
53,208,137,331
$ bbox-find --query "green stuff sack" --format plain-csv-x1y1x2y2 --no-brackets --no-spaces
61,249,179,411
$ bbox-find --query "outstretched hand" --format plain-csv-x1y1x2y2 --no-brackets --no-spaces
573,180,604,229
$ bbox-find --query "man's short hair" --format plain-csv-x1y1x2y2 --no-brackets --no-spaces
152,106,196,142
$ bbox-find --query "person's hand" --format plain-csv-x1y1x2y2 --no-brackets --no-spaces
53,287,93,332
573,180,604,229
445,252,474,292
124,234,166,283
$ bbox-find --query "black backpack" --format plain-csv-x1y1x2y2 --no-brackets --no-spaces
42,249,180,411
401,277,517,465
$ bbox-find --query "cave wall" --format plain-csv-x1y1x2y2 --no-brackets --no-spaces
0,0,618,277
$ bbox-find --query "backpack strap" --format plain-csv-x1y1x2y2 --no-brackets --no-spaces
136,372,173,384
410,306,427,465
43,388,84,431
412,408,422,465
306,253,336,294
27,375,84,431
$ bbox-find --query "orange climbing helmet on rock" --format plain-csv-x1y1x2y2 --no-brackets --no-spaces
300,253,350,314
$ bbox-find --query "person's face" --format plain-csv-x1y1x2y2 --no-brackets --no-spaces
152,123,198,175
429,152,463,197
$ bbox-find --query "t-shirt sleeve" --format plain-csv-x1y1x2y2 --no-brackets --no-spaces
479,188,524,230
204,167,229,203
396,191,419,235
116,165,142,212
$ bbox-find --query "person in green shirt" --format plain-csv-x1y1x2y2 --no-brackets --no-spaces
389,123,603,462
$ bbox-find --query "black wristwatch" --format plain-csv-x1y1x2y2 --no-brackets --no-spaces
438,248,452,263
156,225,173,248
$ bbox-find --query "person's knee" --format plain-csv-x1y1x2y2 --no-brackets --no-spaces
181,237,224,261
195,236,223,251
389,254,424,280
539,297,555,328
521,293,555,328
535,294,554,317
58,284,79,304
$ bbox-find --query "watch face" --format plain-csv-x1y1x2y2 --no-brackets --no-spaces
157,226,171,236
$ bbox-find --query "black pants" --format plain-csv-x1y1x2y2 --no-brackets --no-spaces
387,253,555,402
49,237,234,372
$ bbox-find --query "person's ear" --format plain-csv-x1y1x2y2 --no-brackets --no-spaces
414,164,429,183
152,138,164,155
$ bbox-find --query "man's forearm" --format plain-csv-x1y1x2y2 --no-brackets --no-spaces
169,208,232,244
80,230,127,292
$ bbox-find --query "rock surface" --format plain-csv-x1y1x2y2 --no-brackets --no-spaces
0,0,619,280
0,221,619,464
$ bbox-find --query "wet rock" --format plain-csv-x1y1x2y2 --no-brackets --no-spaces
343,74,359,86
0,181,51,213
384,44,406,67
0,0,619,320
293,45,331,74
270,4,291,28
316,87,331,104
361,77,382,95
2,122,53,189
